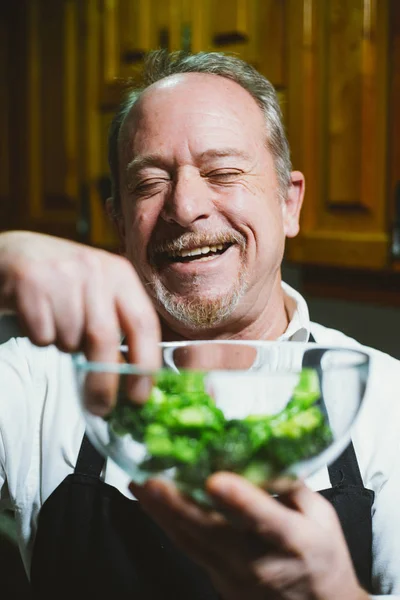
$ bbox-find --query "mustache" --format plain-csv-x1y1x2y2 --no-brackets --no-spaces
150,230,246,256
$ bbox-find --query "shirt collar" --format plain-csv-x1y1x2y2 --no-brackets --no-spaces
278,281,311,342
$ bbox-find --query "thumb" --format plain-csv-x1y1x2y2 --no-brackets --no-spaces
278,480,341,531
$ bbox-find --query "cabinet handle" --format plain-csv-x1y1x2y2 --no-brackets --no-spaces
122,26,170,64
76,182,91,243
391,181,400,260
159,28,170,50
121,49,146,65
181,23,191,53
213,32,248,46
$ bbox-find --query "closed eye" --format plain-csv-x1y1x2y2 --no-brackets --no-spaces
129,178,170,197
205,170,243,183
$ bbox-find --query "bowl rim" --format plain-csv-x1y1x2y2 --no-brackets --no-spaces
72,341,370,375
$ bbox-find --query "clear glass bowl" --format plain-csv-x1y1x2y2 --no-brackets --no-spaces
73,341,369,503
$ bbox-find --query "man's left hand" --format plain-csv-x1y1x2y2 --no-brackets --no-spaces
130,473,370,600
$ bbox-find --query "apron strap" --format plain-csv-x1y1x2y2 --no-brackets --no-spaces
326,440,364,487
74,343,127,478
308,331,365,489
74,433,105,478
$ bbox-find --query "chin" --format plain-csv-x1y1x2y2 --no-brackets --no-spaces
153,283,248,331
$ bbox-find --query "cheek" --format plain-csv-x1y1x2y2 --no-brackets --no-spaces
125,206,157,261
257,206,285,255
218,186,284,247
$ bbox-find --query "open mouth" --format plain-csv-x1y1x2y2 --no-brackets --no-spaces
157,242,234,265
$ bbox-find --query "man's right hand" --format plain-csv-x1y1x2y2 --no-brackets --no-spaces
0,231,161,411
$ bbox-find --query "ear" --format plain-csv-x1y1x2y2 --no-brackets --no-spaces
282,171,305,238
105,197,127,254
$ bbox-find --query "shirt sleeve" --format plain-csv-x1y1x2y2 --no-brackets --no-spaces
370,597,400,599
0,424,10,510
370,444,400,596
362,352,400,597
0,336,36,511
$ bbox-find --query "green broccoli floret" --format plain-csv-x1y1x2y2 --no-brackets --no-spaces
157,403,225,432
209,420,254,471
107,366,332,495
155,369,206,395
106,402,146,440
144,423,174,456
144,423,207,465
239,460,275,487
175,452,212,489
287,368,321,411
243,414,273,448
266,407,333,468
271,405,324,438
172,436,206,464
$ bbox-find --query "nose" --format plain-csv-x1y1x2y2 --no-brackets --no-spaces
161,168,213,227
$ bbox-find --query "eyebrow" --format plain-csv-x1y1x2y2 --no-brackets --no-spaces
126,154,168,176
126,147,252,176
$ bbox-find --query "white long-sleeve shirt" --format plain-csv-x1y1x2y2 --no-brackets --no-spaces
0,283,399,598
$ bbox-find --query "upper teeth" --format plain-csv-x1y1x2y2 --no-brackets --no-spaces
168,244,225,258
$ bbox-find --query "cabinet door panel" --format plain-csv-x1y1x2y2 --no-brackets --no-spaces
7,0,81,236
190,0,285,87
389,0,400,265
285,0,389,269
326,0,364,207
100,0,181,92
256,0,286,88
0,4,10,231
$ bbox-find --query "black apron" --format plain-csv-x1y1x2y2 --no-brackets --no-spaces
30,336,375,598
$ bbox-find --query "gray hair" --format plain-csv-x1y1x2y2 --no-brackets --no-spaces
108,50,292,215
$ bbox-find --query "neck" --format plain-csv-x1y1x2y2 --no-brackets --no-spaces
160,275,289,342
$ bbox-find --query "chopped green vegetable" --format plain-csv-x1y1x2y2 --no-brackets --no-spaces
105,367,333,494
239,460,275,487
288,368,321,409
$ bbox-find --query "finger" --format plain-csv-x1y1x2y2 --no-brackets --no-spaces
115,263,162,369
51,287,85,353
114,261,161,403
130,480,240,572
124,373,154,405
83,257,121,364
118,348,153,406
279,481,342,533
33,256,87,352
130,479,224,528
250,552,306,593
130,480,281,585
206,472,308,553
14,279,56,346
82,259,121,414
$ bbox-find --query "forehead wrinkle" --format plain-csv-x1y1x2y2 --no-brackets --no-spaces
198,148,253,162
126,153,170,176
121,73,267,139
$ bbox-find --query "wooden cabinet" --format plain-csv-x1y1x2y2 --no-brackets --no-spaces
2,0,84,239
99,0,182,107
0,5,11,232
89,0,287,247
389,0,400,264
190,0,286,88
285,0,391,270
3,0,399,289
98,0,286,97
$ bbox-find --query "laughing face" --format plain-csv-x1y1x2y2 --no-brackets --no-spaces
117,73,303,338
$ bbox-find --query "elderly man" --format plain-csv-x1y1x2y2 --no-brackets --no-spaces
0,51,399,599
